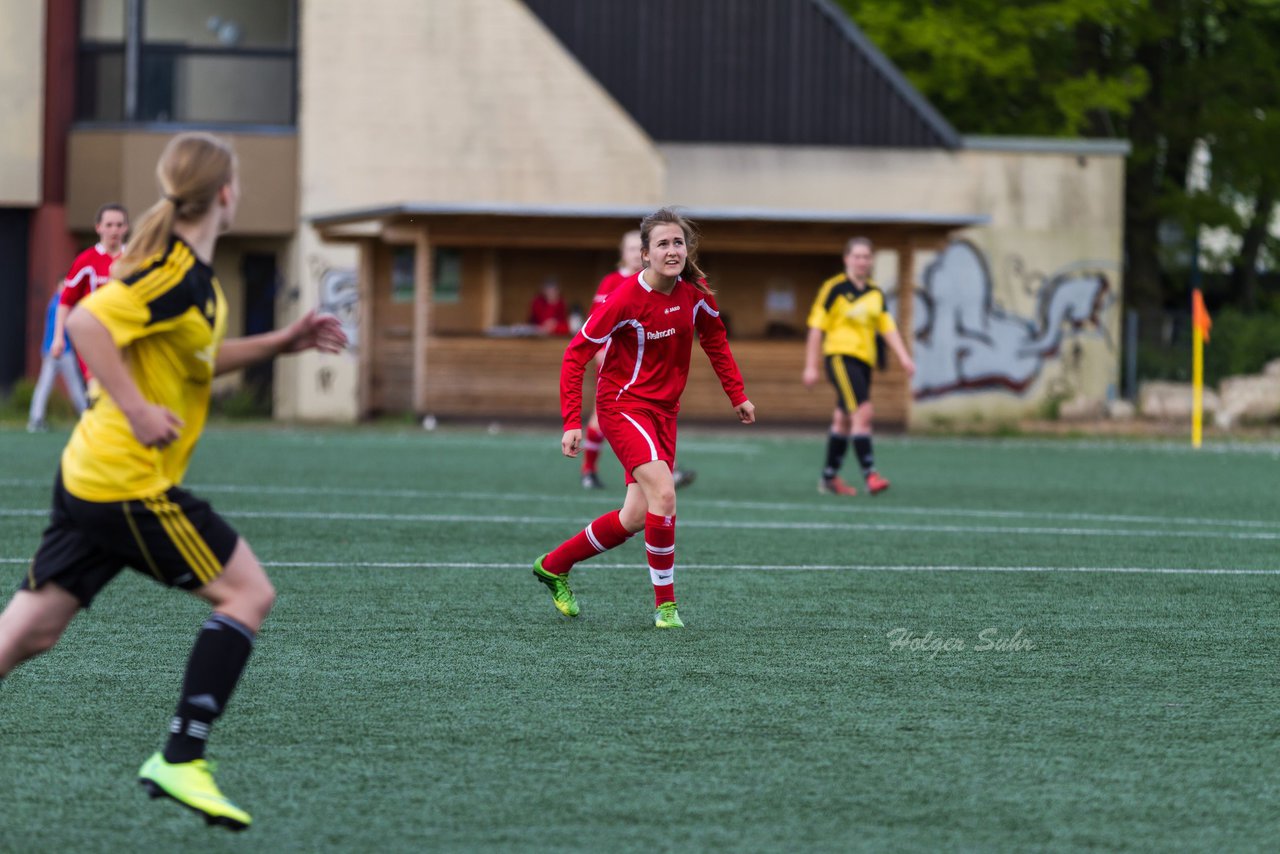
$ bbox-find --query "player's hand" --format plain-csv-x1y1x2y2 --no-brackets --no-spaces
802,366,819,387
282,310,348,354
901,357,917,378
735,400,756,425
49,338,65,358
562,429,583,457
125,403,185,449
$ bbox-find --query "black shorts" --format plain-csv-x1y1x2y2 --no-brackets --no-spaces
825,354,873,412
20,471,240,608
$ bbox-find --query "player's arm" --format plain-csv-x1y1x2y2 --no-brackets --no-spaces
802,327,824,387
559,302,616,456
215,310,347,375
877,309,914,377
694,296,754,424
882,328,915,377
49,304,71,358
66,307,184,448
802,283,833,386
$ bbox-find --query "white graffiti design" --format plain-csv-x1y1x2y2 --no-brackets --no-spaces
911,241,1114,400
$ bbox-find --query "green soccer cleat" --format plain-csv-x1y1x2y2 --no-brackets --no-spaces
654,601,684,629
138,752,252,831
532,554,580,617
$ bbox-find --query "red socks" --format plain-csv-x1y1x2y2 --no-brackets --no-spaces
581,425,605,475
542,509,678,608
645,512,676,605
543,510,633,574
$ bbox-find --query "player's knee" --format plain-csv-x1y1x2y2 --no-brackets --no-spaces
23,625,63,658
619,506,646,532
650,489,676,516
249,578,276,620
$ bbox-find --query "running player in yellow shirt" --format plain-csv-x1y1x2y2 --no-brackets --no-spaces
0,132,347,831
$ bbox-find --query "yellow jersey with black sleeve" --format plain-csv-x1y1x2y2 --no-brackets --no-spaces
806,273,897,365
60,237,227,503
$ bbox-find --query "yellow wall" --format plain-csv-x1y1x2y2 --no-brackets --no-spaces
0,0,45,206
283,0,667,421
66,129,298,234
660,142,1126,424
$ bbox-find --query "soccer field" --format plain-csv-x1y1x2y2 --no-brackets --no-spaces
0,424,1277,852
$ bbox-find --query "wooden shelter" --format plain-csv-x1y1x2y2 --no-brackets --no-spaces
312,202,984,427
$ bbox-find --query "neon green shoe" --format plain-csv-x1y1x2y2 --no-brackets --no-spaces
532,554,580,617
138,751,251,831
654,601,684,629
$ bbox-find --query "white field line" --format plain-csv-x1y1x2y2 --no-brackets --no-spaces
0,557,1274,575
1,506,1277,542
1,477,1276,533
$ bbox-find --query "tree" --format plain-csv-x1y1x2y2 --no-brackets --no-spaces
835,0,1280,310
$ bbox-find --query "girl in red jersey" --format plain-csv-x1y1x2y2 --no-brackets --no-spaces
579,229,640,489
580,229,699,490
533,208,756,628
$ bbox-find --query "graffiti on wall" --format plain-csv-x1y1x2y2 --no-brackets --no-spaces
910,241,1115,400
310,256,360,352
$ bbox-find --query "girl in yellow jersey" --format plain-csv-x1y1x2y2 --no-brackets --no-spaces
0,132,346,831
802,237,915,496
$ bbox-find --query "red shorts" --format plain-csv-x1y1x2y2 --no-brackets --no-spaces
597,408,676,484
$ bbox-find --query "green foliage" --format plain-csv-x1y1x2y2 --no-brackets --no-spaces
1135,305,1280,385
1203,306,1280,384
835,0,1280,310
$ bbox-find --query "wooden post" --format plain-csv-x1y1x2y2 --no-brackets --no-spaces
480,249,500,330
413,228,434,415
356,238,376,419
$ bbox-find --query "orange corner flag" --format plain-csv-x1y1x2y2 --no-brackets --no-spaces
1192,289,1212,342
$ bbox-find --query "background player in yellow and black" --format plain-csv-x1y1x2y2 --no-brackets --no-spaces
0,133,346,831
802,237,915,496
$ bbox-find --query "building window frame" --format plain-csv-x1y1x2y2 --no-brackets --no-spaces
75,0,298,129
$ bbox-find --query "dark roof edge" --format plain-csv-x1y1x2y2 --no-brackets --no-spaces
811,0,962,150
963,136,1132,156
310,201,988,229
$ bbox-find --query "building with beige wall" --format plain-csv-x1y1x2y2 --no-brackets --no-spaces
11,0,1126,430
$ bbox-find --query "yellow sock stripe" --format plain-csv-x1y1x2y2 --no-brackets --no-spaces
122,501,166,582
144,496,219,584
830,355,859,410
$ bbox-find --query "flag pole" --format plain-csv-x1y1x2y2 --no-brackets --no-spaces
1190,289,1212,449
1192,313,1204,448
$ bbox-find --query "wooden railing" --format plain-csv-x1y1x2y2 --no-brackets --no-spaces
370,336,908,427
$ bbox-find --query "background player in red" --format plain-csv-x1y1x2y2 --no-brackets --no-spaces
527,277,571,336
49,203,130,378
580,230,698,491
532,208,755,629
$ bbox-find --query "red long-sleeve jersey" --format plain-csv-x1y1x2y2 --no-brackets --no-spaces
592,269,629,305
61,244,116,308
561,271,748,430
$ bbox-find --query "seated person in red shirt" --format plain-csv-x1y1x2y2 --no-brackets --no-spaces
528,278,570,336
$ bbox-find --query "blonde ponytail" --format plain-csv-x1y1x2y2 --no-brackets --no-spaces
114,132,236,278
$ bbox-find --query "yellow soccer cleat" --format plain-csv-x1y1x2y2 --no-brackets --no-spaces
138,751,252,831
532,554,580,617
654,601,685,629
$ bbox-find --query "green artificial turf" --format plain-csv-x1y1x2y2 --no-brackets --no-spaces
0,425,1277,852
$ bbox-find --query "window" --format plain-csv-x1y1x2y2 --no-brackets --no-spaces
76,0,297,126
